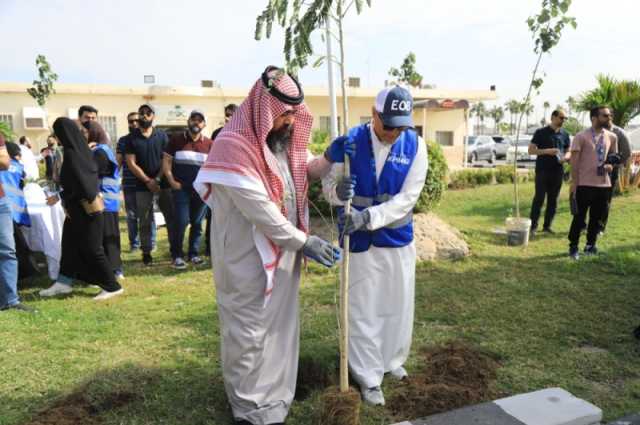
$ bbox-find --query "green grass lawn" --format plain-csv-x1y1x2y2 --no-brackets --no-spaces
2,182,640,424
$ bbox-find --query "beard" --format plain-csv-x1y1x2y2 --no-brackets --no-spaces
266,124,293,153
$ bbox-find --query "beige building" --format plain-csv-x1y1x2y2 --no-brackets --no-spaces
0,82,497,167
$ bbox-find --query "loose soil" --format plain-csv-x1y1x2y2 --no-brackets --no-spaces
389,340,501,420
23,389,136,425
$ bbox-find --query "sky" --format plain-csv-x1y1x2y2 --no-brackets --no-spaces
1,0,638,124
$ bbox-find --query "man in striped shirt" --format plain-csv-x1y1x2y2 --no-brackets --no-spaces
162,110,212,269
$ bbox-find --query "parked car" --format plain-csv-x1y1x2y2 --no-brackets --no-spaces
466,135,497,164
506,136,535,162
491,135,513,159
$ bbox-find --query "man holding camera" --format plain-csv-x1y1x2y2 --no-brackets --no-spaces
568,106,618,260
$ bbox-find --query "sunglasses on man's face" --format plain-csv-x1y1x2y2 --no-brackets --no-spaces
139,110,153,117
383,124,409,133
600,113,612,118
128,119,138,124
558,116,567,121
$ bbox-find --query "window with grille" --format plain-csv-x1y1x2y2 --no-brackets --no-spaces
0,114,13,130
98,116,118,145
319,116,341,133
435,131,454,146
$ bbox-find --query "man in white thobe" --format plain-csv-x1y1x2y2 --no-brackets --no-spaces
195,67,341,425
323,86,428,406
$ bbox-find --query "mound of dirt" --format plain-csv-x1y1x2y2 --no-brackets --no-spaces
24,389,136,425
389,341,501,420
309,212,469,262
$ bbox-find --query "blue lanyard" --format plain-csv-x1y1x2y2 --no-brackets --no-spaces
365,124,379,199
591,128,605,165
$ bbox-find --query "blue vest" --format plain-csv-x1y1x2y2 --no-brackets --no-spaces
338,124,418,253
93,144,121,213
0,160,31,226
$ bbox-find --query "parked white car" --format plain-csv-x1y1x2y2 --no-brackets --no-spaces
506,136,535,163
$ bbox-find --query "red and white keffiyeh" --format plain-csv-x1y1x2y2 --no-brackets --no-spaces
195,69,313,305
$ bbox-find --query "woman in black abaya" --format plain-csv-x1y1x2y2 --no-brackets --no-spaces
39,118,122,300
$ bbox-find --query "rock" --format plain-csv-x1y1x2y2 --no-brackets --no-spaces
308,212,469,262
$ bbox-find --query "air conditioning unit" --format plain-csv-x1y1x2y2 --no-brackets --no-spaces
22,107,47,130
348,77,360,88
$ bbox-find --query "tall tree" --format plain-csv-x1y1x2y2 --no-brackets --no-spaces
27,54,58,107
0,121,15,141
388,52,423,88
505,99,521,133
565,95,577,117
542,101,550,123
255,0,372,134
489,106,505,133
522,101,534,131
470,102,487,135
577,74,640,127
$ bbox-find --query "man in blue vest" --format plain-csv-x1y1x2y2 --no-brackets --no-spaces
323,86,428,406
0,143,31,228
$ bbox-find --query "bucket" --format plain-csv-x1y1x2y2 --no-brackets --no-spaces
505,217,531,247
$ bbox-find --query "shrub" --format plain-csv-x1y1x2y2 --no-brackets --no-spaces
308,179,332,217
309,129,330,155
449,166,535,189
414,141,448,213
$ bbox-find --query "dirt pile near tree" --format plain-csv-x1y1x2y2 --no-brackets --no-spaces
310,212,469,262
389,341,501,420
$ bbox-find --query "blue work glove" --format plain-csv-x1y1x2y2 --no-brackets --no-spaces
303,235,342,267
339,209,371,235
336,175,356,202
325,136,356,163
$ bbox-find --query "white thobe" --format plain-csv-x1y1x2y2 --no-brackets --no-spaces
208,151,307,424
322,126,428,388
19,145,40,180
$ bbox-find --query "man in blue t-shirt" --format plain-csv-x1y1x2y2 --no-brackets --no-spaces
117,112,156,252
125,104,177,266
528,109,571,235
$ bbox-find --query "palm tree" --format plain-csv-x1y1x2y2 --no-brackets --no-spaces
520,102,534,133
505,99,521,134
578,74,640,127
542,101,550,123
565,96,578,117
470,102,487,134
489,106,505,133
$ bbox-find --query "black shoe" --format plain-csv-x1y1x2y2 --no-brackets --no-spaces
584,245,598,256
142,253,153,266
234,421,254,425
542,227,555,234
1,303,37,313
569,246,579,260
634,325,640,340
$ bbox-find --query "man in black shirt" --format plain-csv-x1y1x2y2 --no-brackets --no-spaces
528,110,571,235
125,103,178,265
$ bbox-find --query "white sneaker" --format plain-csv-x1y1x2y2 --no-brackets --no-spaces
172,257,187,270
390,366,408,380
39,282,73,297
93,288,124,301
361,386,385,406
115,272,125,282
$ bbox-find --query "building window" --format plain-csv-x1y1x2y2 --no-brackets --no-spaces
98,116,118,145
435,131,454,146
319,116,341,133
360,116,372,124
0,114,13,131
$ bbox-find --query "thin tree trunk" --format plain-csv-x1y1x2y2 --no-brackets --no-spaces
336,0,350,135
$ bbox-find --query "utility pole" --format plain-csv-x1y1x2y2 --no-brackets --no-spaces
325,18,339,139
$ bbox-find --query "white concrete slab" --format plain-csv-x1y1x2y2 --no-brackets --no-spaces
494,387,603,425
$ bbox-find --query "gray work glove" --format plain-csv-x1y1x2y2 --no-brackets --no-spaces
340,209,371,235
302,235,342,267
336,175,356,202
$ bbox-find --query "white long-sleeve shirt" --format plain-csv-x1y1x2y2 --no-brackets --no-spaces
322,125,428,230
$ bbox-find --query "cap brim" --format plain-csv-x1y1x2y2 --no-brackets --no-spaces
381,114,414,129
